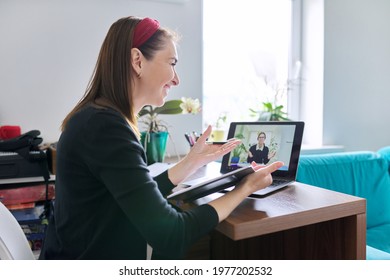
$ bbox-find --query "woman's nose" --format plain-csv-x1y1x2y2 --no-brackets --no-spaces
172,71,180,86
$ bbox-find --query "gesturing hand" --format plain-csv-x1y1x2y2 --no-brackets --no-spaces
168,125,241,185
185,125,241,167
207,160,285,222
268,150,276,159
236,161,284,194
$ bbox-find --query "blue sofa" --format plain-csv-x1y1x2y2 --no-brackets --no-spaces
296,146,390,259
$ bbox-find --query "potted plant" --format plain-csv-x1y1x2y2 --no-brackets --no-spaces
256,102,289,121
230,133,248,165
138,97,201,164
249,78,295,121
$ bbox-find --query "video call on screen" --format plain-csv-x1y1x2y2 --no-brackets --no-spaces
228,124,295,171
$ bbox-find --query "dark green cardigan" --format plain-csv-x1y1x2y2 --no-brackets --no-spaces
39,105,218,260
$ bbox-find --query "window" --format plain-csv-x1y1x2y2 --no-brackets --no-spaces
203,0,301,135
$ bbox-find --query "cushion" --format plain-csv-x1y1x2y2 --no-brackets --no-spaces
366,245,390,260
377,146,390,172
297,151,390,228
367,223,390,254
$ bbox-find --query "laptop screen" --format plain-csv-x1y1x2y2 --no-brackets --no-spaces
220,121,304,179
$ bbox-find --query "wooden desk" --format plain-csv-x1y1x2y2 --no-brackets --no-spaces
178,162,366,260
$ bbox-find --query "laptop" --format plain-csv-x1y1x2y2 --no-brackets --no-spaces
220,121,304,197
167,121,304,202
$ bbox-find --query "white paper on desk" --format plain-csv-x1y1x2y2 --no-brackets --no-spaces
147,162,171,177
147,163,213,187
0,174,56,185
179,176,215,188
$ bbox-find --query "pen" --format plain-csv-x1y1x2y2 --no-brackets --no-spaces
184,133,194,147
206,141,227,145
192,131,199,141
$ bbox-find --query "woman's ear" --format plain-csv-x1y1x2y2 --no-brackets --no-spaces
131,48,143,75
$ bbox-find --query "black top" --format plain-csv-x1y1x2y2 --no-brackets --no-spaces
247,145,270,164
39,105,218,260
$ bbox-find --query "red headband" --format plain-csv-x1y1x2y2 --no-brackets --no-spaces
132,17,160,48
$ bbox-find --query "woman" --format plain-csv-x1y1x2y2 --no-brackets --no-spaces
247,132,276,164
39,16,283,260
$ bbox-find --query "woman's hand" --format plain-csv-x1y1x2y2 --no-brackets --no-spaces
268,150,276,160
168,125,241,185
185,125,241,167
235,161,284,194
208,161,284,222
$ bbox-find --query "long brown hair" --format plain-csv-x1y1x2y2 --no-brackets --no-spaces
61,16,177,138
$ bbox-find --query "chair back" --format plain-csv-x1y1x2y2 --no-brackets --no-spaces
0,202,35,260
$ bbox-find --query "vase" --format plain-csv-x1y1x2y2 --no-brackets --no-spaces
140,131,169,164
210,129,225,141
230,156,240,166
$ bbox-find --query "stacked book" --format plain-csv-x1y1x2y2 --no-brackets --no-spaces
0,175,55,253
0,182,55,210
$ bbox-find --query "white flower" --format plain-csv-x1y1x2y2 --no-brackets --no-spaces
180,97,201,114
138,97,201,132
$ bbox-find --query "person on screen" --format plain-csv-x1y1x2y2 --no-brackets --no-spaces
39,16,283,260
247,132,276,164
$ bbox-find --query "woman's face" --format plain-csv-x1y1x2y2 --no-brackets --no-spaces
137,39,180,107
257,134,266,145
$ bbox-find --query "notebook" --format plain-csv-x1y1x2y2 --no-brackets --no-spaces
167,121,304,202
220,121,305,197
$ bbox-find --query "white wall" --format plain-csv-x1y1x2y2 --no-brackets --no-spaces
1,0,389,155
300,0,324,147
0,0,202,156
323,0,390,151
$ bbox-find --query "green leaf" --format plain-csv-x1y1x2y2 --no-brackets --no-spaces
262,102,273,111
274,105,284,110
138,106,153,117
155,100,183,115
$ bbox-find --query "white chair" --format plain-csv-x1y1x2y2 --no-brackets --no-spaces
0,202,35,260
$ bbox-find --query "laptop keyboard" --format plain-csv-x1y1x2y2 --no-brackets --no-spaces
269,179,291,187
